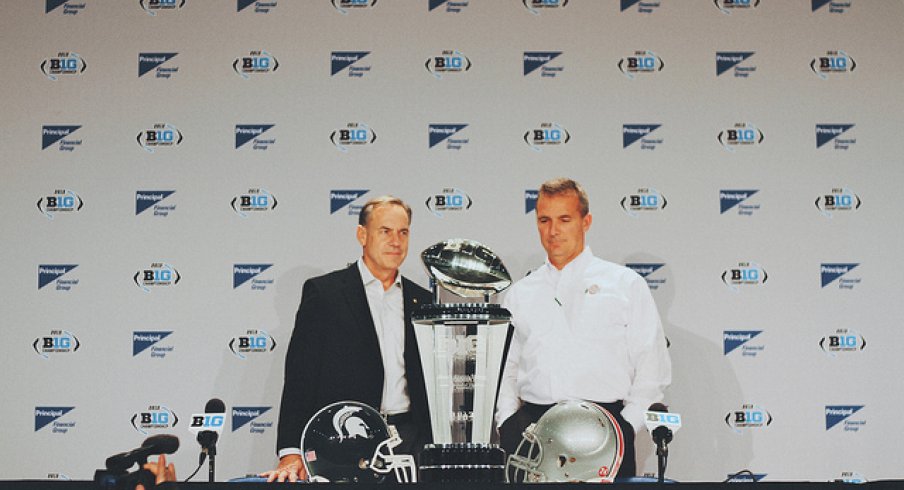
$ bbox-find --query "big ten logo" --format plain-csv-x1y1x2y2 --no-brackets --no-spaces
726,404,771,431
38,190,83,219
619,51,663,79
430,50,470,74
722,262,767,290
138,123,182,153
525,123,570,150
234,50,278,78
141,0,185,15
133,405,178,434
820,328,866,356
144,265,174,283
812,50,855,79
719,123,763,149
646,412,681,426
42,52,85,80
229,329,276,359
427,188,472,217
189,413,225,432
232,188,277,217
524,0,566,13
621,188,667,216
34,330,80,358
444,334,478,359
817,188,861,217
715,0,759,14
333,0,376,13
135,263,180,291
331,123,376,151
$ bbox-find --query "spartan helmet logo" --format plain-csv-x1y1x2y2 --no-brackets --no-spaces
333,405,371,441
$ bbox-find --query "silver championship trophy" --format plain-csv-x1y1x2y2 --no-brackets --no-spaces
414,239,512,482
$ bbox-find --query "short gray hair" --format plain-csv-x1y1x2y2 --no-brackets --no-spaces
358,195,412,226
539,178,590,217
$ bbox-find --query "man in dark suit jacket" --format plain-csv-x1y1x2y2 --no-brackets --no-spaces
263,196,433,483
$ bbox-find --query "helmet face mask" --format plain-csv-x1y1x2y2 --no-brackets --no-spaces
301,401,417,483
506,401,624,483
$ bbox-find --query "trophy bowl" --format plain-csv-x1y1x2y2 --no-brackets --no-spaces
421,238,511,298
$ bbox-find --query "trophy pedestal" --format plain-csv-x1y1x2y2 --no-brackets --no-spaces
418,443,506,483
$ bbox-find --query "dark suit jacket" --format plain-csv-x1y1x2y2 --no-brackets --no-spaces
276,263,433,453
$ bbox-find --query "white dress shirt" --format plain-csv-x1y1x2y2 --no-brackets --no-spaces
496,247,671,432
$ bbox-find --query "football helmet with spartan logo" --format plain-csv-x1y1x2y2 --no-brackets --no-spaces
506,401,624,483
301,401,416,482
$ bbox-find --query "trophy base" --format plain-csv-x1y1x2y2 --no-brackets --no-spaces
418,443,506,483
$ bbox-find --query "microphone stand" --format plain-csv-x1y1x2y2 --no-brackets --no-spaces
652,426,672,484
208,443,216,483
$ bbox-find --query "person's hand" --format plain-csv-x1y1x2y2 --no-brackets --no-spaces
135,454,176,489
261,454,307,482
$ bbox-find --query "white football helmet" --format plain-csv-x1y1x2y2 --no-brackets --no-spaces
301,401,417,483
506,401,624,483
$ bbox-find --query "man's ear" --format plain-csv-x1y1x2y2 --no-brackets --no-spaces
356,224,367,247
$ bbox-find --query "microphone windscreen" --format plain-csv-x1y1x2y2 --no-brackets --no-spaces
142,434,180,454
205,398,226,414
648,402,669,413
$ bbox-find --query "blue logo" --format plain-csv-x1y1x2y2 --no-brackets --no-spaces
621,0,661,13
232,406,273,433
523,51,563,77
625,263,666,290
714,0,760,15
139,0,186,16
524,189,538,214
524,123,570,151
233,264,274,290
231,188,278,217
37,190,84,219
133,331,174,357
816,124,855,149
235,124,276,150
233,50,279,79
722,262,767,291
426,188,472,217
331,51,371,77
429,124,469,149
332,0,376,14
330,190,369,215
138,53,178,78
623,124,662,149
35,407,75,432
726,473,767,482
720,189,760,216
524,0,567,15
621,188,667,216
134,263,181,292
837,472,867,483
718,122,763,151
136,190,176,216
42,125,82,151
331,123,376,152
618,50,663,79
38,264,78,290
46,0,85,15
816,188,861,218
825,405,865,431
229,330,277,359
41,52,86,80
131,405,178,435
716,51,756,77
725,404,772,433
812,0,852,14
429,0,469,13
723,330,764,356
811,50,856,79
137,123,183,153
426,50,471,78
821,263,860,289
33,330,81,359
820,328,866,357
238,0,277,13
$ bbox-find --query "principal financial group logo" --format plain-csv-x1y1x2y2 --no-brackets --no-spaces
720,189,760,216
725,404,772,433
136,191,176,217
524,123,570,151
621,188,667,217
231,189,277,217
46,0,86,15
238,0,277,13
139,0,186,16
229,330,277,359
33,330,81,359
35,407,76,433
42,125,82,151
524,189,538,214
134,263,181,292
816,124,855,150
233,50,279,79
826,405,865,432
138,53,178,78
623,124,662,150
429,0,469,13
131,405,178,435
38,265,79,291
232,406,273,434
429,124,469,150
137,123,183,153
331,51,371,77
816,188,861,218
625,263,666,290
812,0,852,14
811,50,856,79
621,0,661,14
425,50,471,79
37,189,84,219
523,52,563,78
133,331,174,358
716,52,756,77
714,0,759,15
426,188,472,217
331,123,376,152
331,189,369,216
41,52,86,80
718,122,764,152
618,50,663,79
819,328,866,357
233,264,274,290
821,263,860,289
722,262,767,291
236,124,276,150
723,330,764,357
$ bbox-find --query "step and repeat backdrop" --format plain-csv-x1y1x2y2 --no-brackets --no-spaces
2,0,903,483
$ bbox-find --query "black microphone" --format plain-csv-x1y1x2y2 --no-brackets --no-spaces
105,434,180,472
648,403,673,450
197,398,225,454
